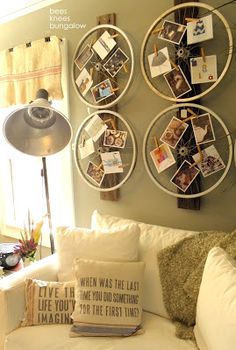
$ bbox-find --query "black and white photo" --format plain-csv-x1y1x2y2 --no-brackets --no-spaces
159,20,187,45
164,66,192,98
191,113,215,145
103,48,129,77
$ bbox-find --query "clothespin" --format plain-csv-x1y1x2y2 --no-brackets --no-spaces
169,59,179,71
103,118,117,130
153,136,159,149
90,67,94,77
181,115,196,123
152,27,164,35
111,87,119,93
185,17,198,23
154,43,158,56
81,136,86,147
110,119,117,130
190,144,203,168
201,47,206,63
187,108,196,116
123,64,128,73
98,162,104,170
89,39,94,48
109,34,119,39
181,108,197,123
118,163,129,169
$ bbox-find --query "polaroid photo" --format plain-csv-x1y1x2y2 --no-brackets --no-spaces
160,116,189,149
74,44,94,70
191,113,215,145
75,68,93,96
91,79,114,104
150,143,176,174
103,129,128,149
92,30,116,60
190,55,217,84
148,47,172,78
78,138,95,160
103,48,129,77
164,66,192,98
187,14,213,45
86,161,105,186
171,160,200,193
84,114,107,142
192,144,225,178
158,20,187,45
100,151,123,174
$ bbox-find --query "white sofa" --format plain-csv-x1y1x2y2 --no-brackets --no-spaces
0,211,235,350
0,255,196,350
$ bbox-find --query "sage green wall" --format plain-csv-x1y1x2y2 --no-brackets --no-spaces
0,0,235,232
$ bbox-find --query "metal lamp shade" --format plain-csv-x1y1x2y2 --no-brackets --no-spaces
3,104,72,156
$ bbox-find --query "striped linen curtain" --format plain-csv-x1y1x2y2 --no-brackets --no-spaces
0,36,63,107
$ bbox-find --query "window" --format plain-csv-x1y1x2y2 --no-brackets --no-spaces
0,39,74,247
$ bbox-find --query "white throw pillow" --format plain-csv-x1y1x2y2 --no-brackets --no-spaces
91,210,197,318
71,259,145,337
194,247,236,350
55,225,140,281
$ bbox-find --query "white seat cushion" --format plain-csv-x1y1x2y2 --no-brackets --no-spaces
91,211,197,318
5,312,197,350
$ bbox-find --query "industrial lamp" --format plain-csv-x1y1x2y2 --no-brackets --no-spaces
3,89,72,253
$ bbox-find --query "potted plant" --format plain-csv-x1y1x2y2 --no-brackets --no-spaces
14,214,43,266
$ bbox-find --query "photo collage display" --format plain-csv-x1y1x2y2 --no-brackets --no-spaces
78,114,128,187
150,110,225,192
148,14,217,98
75,30,130,104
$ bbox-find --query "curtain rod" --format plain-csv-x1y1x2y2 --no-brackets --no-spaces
8,36,62,52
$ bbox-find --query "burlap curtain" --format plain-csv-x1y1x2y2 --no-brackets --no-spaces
0,36,63,107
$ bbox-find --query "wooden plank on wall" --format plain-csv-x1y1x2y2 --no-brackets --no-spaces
97,13,120,201
174,0,201,210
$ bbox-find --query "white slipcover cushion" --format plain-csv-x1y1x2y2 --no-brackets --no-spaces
55,225,140,281
194,247,236,350
91,210,197,318
5,312,197,350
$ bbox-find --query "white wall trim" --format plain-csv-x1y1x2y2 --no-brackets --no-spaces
0,0,62,24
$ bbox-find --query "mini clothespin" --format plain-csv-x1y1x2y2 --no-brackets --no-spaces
103,118,117,130
89,39,94,48
185,17,198,23
201,48,206,63
111,87,119,93
169,59,179,71
181,108,197,123
123,64,128,73
154,43,158,56
109,34,119,39
90,67,94,77
110,119,117,130
81,136,86,147
153,136,159,149
152,27,164,35
98,162,104,170
118,163,129,169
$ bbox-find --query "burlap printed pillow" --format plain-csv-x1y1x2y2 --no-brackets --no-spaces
71,259,145,337
22,279,75,326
